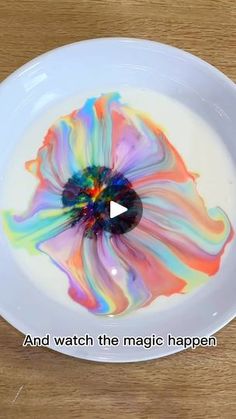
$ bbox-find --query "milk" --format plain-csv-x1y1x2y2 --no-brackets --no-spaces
2,88,236,314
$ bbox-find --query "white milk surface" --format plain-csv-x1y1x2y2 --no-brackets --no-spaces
2,88,236,314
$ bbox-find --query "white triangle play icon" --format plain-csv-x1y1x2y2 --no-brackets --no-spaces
110,201,128,219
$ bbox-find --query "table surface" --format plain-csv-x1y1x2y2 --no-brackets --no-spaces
0,1,235,418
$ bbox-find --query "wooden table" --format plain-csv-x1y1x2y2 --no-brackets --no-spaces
0,1,235,418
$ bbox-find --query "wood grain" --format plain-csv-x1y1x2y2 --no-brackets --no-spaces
0,1,235,418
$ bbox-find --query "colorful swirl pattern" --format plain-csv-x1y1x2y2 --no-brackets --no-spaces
2,93,234,315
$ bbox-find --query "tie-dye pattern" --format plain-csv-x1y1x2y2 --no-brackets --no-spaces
2,93,234,315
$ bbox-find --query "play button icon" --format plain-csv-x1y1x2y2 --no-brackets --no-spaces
62,166,143,237
110,201,128,218
100,184,143,235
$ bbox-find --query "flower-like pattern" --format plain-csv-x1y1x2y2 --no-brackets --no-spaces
2,93,233,315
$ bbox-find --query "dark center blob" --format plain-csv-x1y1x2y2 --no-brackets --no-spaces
62,166,143,238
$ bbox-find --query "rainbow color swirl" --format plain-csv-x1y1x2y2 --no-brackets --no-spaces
2,93,234,315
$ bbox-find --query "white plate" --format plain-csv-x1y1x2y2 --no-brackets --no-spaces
0,38,235,362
